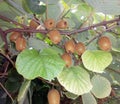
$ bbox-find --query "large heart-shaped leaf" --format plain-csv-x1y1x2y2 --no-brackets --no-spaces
57,66,92,95
91,75,111,98
16,48,65,80
82,50,112,73
82,93,97,104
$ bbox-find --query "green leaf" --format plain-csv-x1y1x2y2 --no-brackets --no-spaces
91,75,111,98
57,66,92,95
28,37,49,50
17,79,31,103
22,0,46,14
111,72,120,84
64,92,79,100
82,92,97,104
36,33,45,40
0,1,22,19
82,50,112,73
16,48,65,80
84,0,120,15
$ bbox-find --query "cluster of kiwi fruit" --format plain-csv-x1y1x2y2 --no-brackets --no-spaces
61,35,111,68
44,18,68,44
10,32,26,51
43,18,87,68
62,39,86,67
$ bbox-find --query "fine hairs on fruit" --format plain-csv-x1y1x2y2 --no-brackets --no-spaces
15,36,26,51
29,19,39,29
47,89,60,104
48,30,62,44
10,32,22,43
65,39,75,53
44,18,55,30
75,42,86,56
98,36,111,51
61,53,72,67
56,19,68,29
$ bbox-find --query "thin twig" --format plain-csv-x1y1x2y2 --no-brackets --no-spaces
45,0,48,20
108,68,120,74
0,52,15,67
86,24,118,45
0,15,28,28
0,61,9,78
80,12,94,28
5,28,47,34
0,82,14,102
0,72,8,76
0,28,8,50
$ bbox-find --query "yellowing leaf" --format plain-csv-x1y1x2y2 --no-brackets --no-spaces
57,66,92,95
82,50,112,73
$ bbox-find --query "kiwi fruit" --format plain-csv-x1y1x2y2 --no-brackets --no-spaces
47,89,60,104
29,19,39,29
56,19,68,29
65,40,75,53
44,19,55,30
10,32,21,43
98,36,111,51
15,37,26,51
75,42,86,55
61,53,72,67
48,30,61,44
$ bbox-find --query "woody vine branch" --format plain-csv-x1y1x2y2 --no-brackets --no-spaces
0,15,120,50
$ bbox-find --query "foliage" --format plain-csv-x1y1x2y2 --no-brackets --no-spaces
0,0,120,104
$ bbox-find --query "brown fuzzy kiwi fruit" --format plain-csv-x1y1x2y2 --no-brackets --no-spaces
10,32,21,43
47,89,60,104
29,19,39,29
44,19,55,30
61,53,72,67
65,40,75,53
98,36,111,51
15,37,26,51
56,19,68,29
75,42,86,55
48,30,61,44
